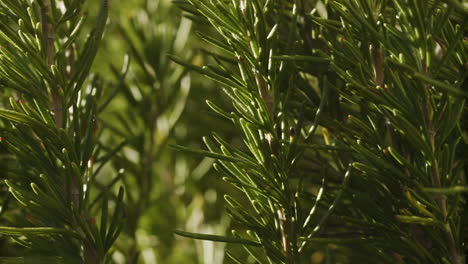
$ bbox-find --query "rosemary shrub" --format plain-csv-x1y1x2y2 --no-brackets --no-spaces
172,0,468,263
0,0,124,263
0,0,466,263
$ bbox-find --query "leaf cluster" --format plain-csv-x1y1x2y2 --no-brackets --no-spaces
0,0,126,262
172,0,468,263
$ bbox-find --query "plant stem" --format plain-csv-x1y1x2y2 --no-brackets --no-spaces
278,208,296,264
41,0,54,67
430,141,461,264
425,90,462,264
84,239,100,264
40,0,63,129
41,2,98,262
371,44,384,88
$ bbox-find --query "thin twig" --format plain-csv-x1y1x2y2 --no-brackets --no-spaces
41,1,96,262
41,0,63,128
371,44,385,88
41,0,55,67
424,82,462,264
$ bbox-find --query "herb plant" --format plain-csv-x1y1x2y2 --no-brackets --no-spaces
173,0,467,263
0,0,466,263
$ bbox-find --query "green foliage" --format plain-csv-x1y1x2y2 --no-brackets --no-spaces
172,0,468,263
0,0,124,262
0,0,467,263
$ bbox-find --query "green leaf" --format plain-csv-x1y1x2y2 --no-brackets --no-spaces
174,230,262,247
0,226,81,238
272,55,329,63
413,73,468,97
168,55,243,89
299,236,375,244
0,256,68,264
169,144,248,164
104,186,126,250
66,0,109,104
0,109,48,130
423,186,468,194
395,215,442,227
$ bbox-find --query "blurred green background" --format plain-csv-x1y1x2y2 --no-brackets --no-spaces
0,0,234,263
91,0,234,263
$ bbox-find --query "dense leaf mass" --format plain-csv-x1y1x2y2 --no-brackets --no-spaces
0,0,466,263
